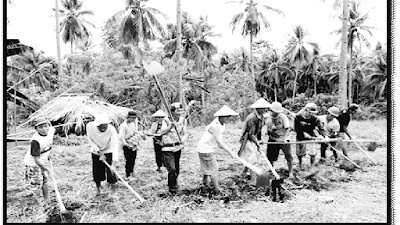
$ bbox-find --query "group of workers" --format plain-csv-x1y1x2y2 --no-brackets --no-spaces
22,98,361,202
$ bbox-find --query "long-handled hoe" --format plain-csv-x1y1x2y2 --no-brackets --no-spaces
49,159,73,221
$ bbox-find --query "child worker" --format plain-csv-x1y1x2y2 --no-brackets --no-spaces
196,105,239,195
24,117,56,203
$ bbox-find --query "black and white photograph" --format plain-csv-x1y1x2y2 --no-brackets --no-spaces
4,0,392,223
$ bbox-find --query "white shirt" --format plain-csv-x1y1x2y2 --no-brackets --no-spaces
24,127,56,166
197,118,225,153
86,122,119,161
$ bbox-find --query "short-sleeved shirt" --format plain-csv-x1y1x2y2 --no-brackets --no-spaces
318,115,340,137
265,113,290,142
337,109,351,132
24,127,56,166
240,111,263,143
294,112,325,140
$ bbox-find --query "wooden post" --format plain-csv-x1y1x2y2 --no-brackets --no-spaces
14,87,18,146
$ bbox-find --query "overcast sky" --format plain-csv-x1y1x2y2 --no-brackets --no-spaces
6,0,387,58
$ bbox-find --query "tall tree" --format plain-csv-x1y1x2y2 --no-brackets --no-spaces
8,50,58,90
228,0,284,99
55,0,62,77
282,25,315,102
115,0,167,59
258,50,293,101
331,0,377,104
57,0,95,54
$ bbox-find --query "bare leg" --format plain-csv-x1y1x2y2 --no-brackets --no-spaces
95,182,101,195
110,183,117,194
203,175,210,187
42,182,49,202
310,155,316,167
249,170,257,186
210,174,221,192
298,156,303,168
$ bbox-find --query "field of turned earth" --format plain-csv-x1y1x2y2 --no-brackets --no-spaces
6,119,388,223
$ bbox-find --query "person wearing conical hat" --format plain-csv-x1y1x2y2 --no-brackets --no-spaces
239,98,270,186
24,117,56,203
147,109,169,172
159,102,189,195
197,105,239,195
264,101,294,179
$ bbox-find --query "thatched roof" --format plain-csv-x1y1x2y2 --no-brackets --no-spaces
25,93,132,134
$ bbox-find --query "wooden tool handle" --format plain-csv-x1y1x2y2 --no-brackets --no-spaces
328,144,361,168
101,160,145,202
259,152,280,179
49,160,67,212
231,153,263,175
152,75,182,142
353,142,377,165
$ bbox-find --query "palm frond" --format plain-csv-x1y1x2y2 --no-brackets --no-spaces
262,4,284,16
229,12,244,33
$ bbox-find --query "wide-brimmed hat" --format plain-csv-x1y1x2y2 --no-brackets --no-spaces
33,117,51,127
92,114,112,126
270,101,283,113
214,105,239,117
349,103,361,112
152,109,168,118
249,98,270,108
304,103,318,114
327,106,340,117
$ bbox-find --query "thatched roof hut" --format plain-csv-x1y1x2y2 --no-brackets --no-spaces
24,93,132,135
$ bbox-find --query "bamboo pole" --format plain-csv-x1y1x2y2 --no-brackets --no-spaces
261,139,376,145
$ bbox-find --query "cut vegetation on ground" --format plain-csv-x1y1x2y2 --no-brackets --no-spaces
6,119,387,223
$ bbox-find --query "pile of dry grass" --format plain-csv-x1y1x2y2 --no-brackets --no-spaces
24,93,131,134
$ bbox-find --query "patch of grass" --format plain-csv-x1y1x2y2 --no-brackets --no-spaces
6,119,388,223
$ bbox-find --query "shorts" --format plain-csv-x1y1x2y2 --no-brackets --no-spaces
198,152,218,175
240,141,258,165
296,141,318,157
267,143,292,162
24,165,48,188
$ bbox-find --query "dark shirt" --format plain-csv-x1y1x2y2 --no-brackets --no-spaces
294,112,325,140
240,111,263,143
337,109,351,132
30,140,41,157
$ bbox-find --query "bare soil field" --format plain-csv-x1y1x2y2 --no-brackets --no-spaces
6,119,388,223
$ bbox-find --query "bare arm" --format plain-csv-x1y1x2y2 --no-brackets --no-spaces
208,126,236,157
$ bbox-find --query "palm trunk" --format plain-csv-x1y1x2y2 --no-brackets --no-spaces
314,76,317,97
338,0,349,109
55,0,62,77
274,85,277,101
250,30,256,100
176,0,183,103
292,66,298,102
71,38,73,54
348,42,353,104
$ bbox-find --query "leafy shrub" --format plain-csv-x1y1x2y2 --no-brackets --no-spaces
282,93,339,115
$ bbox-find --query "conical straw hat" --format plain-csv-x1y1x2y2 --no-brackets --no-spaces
249,98,271,108
152,109,168,118
213,105,239,117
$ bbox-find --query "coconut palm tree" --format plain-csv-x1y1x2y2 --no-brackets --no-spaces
331,0,377,104
258,50,293,101
363,43,387,101
113,0,168,60
57,0,95,54
282,25,315,102
7,50,58,90
321,0,349,108
302,44,326,97
164,13,220,70
228,0,284,99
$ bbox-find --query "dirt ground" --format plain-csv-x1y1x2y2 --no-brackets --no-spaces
6,119,388,223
